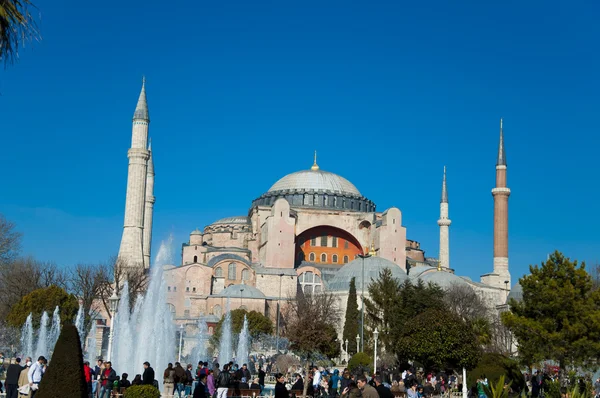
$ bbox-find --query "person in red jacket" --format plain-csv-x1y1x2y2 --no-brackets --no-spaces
83,361,93,398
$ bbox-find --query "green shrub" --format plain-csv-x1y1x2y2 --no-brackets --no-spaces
124,385,161,398
37,324,87,398
348,352,372,374
467,353,524,393
483,375,510,398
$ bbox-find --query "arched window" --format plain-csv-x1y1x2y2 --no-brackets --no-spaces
193,255,198,263
215,267,223,277
343,255,349,264
321,253,327,262
313,194,318,205
213,305,222,317
298,271,322,295
323,195,328,206
228,263,236,280
241,268,250,281
309,253,316,262
332,254,338,263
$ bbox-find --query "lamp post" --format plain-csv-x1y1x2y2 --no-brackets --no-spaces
345,339,349,361
462,368,467,398
356,334,360,354
178,324,184,362
357,253,371,352
373,328,379,373
107,290,120,362
276,273,284,353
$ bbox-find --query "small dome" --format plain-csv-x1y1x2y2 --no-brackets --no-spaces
328,256,408,291
210,216,250,225
506,282,522,303
215,284,265,299
268,169,361,196
191,228,202,235
417,270,471,289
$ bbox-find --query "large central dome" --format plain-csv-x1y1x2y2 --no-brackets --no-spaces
268,169,361,196
251,156,375,212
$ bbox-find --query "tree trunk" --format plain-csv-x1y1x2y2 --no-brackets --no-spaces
302,357,310,398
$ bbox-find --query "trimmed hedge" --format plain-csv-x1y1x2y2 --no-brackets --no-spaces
123,385,161,398
37,324,87,398
348,352,372,374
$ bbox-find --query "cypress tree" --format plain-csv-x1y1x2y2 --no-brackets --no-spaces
343,277,360,354
37,324,87,398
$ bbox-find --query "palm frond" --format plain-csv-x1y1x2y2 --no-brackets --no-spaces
0,0,40,65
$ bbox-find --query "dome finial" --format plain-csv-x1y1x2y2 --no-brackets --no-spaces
369,241,376,256
311,150,320,171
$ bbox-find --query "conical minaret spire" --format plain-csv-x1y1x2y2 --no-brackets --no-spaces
311,150,320,171
497,118,506,166
118,78,151,269
437,166,451,270
142,139,155,269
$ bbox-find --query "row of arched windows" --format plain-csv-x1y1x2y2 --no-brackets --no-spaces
307,253,349,264
214,263,251,281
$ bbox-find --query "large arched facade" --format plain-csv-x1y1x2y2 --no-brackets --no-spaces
295,226,364,266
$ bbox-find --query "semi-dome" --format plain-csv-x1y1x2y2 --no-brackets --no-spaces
210,216,250,225
215,283,265,299
416,270,471,289
328,256,408,291
268,169,361,196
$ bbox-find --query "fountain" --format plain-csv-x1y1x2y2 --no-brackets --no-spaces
218,300,233,364
48,306,61,355
20,313,33,358
110,235,176,383
86,320,98,364
190,317,210,364
236,315,250,366
34,311,49,360
75,304,85,346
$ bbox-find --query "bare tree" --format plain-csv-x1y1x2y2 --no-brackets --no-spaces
445,283,489,321
282,291,341,397
0,214,22,264
97,256,149,319
69,263,111,329
0,257,67,319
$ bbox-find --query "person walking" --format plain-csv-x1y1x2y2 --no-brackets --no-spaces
6,358,23,398
164,363,176,397
174,362,187,398
185,364,195,397
142,362,155,385
83,361,93,398
374,376,393,398
18,358,32,398
98,361,116,398
216,364,232,398
27,356,46,398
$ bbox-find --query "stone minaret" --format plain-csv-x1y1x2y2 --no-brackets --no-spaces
437,166,451,270
118,79,150,269
492,119,511,284
142,140,155,269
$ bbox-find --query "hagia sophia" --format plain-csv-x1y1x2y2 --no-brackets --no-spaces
116,81,513,349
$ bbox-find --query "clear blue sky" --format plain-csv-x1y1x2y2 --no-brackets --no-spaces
1,0,599,283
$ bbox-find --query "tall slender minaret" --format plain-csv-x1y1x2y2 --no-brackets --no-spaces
437,166,451,270
142,140,155,269
118,78,150,269
492,118,511,284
